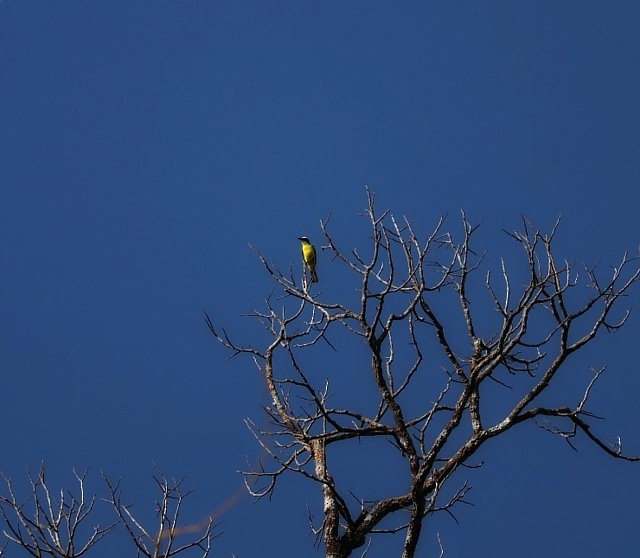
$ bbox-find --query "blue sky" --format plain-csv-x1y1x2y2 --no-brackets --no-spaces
1,2,639,557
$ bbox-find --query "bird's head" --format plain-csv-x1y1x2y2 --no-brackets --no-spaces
298,236,311,245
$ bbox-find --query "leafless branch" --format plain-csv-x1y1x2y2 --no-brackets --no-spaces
0,465,116,558
207,191,640,557
103,471,217,558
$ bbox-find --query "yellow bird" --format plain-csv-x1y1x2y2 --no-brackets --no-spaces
298,236,318,283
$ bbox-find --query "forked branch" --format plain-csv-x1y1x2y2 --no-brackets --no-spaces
0,465,115,558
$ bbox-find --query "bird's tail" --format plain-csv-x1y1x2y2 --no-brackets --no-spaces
311,269,319,283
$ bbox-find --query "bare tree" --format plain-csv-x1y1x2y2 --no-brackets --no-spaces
104,472,216,558
0,464,115,557
0,465,216,558
206,189,640,558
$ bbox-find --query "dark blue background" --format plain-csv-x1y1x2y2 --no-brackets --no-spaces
1,2,638,556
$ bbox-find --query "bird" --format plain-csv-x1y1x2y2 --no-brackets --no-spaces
298,236,318,283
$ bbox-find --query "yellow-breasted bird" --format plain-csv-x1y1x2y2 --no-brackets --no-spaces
298,236,318,283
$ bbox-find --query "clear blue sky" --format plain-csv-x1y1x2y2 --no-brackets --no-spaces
1,2,639,557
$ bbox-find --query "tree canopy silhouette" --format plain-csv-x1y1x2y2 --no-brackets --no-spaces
207,190,640,558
